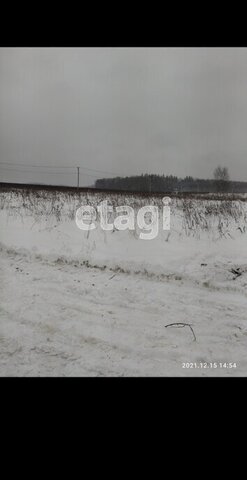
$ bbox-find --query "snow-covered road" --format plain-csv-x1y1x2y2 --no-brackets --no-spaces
1,248,246,376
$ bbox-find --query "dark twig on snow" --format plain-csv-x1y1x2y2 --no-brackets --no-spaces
165,322,197,342
230,268,242,279
109,273,117,280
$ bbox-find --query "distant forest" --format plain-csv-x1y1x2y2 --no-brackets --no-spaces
95,174,247,193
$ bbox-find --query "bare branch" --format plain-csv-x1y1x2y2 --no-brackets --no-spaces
109,273,117,280
165,322,197,342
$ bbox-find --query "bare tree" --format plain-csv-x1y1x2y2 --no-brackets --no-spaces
214,166,230,192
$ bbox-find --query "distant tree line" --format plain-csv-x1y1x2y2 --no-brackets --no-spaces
94,169,247,193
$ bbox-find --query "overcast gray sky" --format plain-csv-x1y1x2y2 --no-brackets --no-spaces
0,47,247,186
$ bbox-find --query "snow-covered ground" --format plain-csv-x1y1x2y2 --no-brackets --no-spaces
1,189,247,376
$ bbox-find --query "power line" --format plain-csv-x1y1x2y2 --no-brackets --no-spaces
0,167,75,175
0,161,121,176
0,166,104,178
77,166,120,176
0,161,74,169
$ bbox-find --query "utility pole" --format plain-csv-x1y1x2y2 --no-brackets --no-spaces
77,166,80,188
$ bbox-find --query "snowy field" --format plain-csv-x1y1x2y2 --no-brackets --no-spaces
1,189,247,376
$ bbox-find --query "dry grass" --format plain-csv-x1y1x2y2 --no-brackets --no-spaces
1,185,247,239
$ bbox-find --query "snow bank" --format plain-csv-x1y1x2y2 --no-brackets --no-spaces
1,189,247,284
